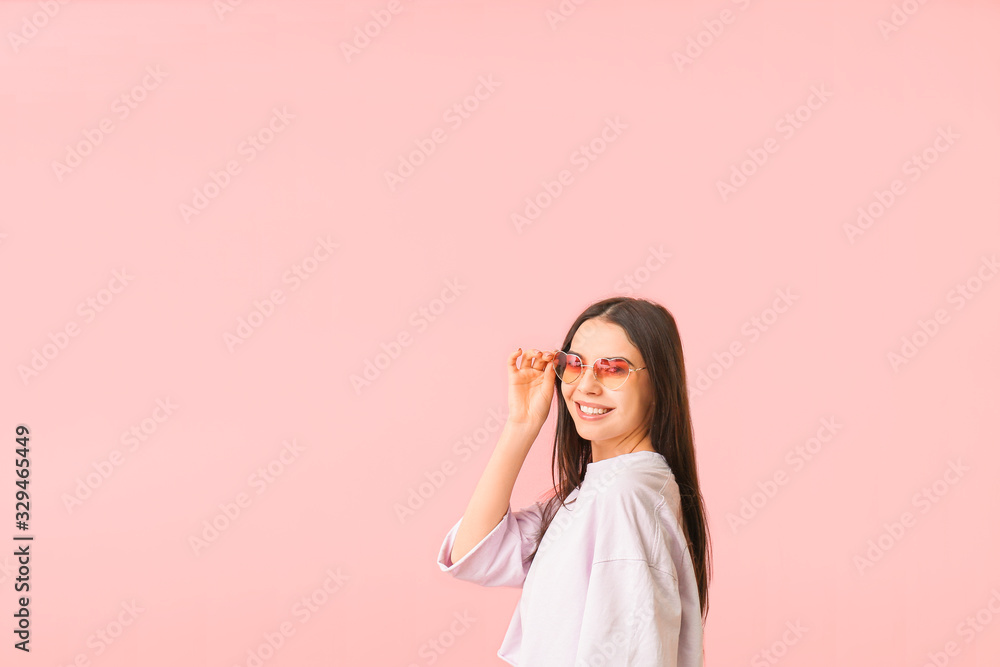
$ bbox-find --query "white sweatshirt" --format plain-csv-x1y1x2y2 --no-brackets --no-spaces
437,450,705,666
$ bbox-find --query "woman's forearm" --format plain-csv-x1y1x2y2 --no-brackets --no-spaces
450,420,541,563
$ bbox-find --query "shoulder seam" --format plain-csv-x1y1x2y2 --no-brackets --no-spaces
651,473,670,567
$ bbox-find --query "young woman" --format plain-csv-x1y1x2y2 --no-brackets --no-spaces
436,296,712,666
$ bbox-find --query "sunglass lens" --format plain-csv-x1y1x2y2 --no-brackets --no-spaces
556,352,582,383
595,358,630,389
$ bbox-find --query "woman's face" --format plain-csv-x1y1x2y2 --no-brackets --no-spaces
560,318,653,453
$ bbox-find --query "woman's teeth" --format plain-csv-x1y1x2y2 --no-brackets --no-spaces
580,404,611,415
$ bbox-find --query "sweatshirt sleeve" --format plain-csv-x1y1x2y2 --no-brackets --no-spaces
436,500,545,588
574,558,686,666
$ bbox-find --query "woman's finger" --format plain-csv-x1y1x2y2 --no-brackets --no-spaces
508,347,522,373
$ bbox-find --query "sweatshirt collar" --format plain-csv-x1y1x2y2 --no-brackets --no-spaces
584,449,667,480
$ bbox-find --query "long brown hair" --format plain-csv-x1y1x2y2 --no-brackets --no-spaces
528,296,712,620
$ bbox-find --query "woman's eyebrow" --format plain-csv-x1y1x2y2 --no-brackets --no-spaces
566,349,636,365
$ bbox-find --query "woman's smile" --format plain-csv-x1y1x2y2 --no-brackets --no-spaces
575,401,615,420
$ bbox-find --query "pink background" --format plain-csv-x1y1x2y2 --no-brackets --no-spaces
2,0,999,665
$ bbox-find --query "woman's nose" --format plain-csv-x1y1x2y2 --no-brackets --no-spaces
577,366,602,392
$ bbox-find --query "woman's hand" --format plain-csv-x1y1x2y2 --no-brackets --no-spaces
506,347,558,430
